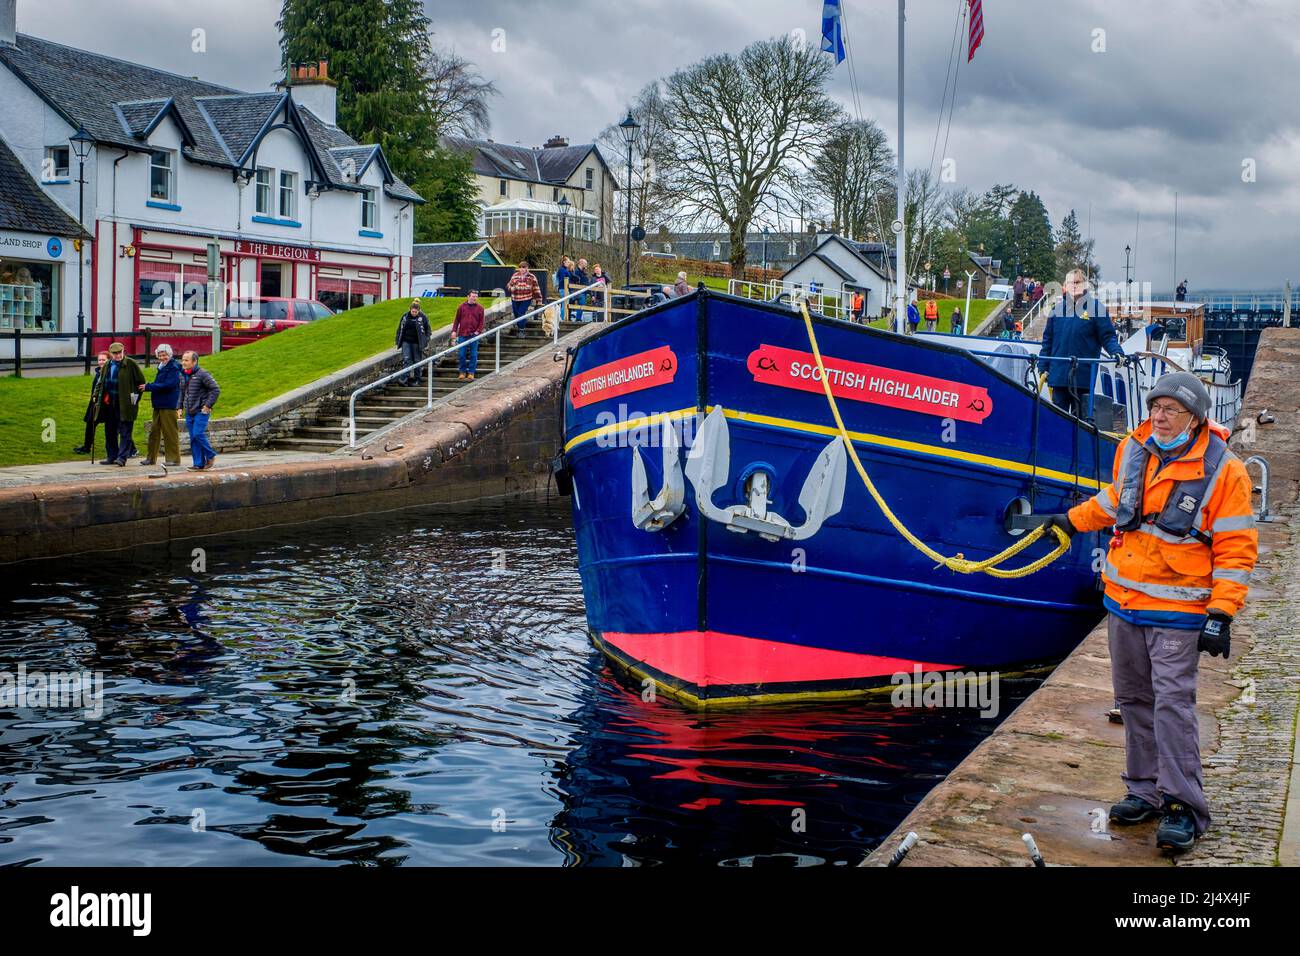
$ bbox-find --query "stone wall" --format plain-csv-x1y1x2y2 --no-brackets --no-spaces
0,321,597,563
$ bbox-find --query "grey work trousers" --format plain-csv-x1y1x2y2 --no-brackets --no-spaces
1108,613,1210,836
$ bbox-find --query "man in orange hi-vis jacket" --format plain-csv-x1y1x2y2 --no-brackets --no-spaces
1039,371,1257,854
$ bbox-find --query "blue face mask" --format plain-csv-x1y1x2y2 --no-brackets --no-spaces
1152,429,1190,451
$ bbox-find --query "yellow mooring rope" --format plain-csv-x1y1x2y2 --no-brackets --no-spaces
798,303,1071,578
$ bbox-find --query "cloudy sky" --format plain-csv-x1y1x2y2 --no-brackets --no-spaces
16,0,1300,290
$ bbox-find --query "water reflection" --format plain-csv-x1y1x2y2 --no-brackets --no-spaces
0,501,1040,866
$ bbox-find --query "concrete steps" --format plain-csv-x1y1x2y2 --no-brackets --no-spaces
266,320,583,452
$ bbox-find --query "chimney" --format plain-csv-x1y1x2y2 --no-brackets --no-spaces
542,135,569,149
282,59,337,126
1,0,17,47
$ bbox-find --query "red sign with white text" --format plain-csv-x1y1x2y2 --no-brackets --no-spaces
747,344,993,423
570,345,678,408
233,240,322,262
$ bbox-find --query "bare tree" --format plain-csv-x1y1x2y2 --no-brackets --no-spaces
808,115,895,241
904,168,949,285
423,41,498,137
658,38,840,277
597,81,678,261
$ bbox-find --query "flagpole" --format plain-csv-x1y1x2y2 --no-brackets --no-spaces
893,0,907,334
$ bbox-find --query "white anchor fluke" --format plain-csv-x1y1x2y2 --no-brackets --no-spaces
631,417,685,531
684,406,846,542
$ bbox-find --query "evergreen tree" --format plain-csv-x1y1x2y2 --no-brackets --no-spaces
278,0,477,242
1053,209,1100,280
1006,190,1055,280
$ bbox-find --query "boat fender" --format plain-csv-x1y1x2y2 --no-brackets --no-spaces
551,453,573,496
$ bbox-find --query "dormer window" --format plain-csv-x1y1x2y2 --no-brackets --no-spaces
255,167,272,215
44,146,70,182
361,187,377,229
149,149,175,203
712,240,721,257
278,170,297,220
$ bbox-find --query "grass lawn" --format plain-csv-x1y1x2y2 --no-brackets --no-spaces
642,266,729,292
0,296,479,468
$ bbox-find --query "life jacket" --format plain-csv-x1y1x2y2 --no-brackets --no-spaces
924,299,938,319
1113,428,1228,546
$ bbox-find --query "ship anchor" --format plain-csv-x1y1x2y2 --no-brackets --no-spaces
631,418,686,531
683,406,847,542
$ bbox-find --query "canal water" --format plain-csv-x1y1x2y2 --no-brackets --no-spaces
0,501,1043,866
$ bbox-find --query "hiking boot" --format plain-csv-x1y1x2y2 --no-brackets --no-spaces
1155,800,1197,852
139,459,156,465
1109,794,1161,825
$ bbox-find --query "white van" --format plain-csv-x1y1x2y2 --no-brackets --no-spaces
986,283,1013,301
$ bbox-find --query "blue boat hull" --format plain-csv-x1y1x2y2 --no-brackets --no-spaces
562,291,1116,705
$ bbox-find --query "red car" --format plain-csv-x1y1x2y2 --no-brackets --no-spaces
220,297,335,346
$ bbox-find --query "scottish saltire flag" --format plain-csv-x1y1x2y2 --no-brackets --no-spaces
967,0,985,61
821,0,846,64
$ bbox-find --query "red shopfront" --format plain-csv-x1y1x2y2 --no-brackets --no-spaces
130,229,395,353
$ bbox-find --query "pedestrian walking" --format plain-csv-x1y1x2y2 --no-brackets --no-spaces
507,261,542,334
950,306,963,335
452,289,485,381
923,298,939,332
101,341,145,466
138,343,182,466
572,258,591,322
180,350,221,471
73,351,109,456
1039,371,1257,853
395,300,432,385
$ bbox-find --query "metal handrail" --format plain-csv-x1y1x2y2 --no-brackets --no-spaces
346,283,602,447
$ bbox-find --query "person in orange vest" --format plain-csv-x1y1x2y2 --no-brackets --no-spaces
851,289,866,324
923,297,939,331
1040,372,1257,853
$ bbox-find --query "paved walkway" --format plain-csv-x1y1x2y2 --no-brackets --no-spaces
0,448,332,488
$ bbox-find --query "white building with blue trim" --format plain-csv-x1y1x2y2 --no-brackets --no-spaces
0,2,423,360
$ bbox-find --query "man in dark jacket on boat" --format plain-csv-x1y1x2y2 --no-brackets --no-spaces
1040,268,1126,417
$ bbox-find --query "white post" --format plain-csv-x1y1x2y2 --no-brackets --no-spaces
964,271,975,330
893,0,907,335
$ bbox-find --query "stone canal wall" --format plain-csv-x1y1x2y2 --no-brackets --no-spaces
0,324,598,564
864,327,1300,867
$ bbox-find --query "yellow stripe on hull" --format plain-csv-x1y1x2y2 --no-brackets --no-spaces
566,405,1105,491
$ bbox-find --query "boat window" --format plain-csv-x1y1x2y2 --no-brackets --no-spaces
1100,374,1113,399
1116,378,1127,409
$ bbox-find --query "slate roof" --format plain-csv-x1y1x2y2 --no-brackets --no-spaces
412,241,501,275
0,135,86,236
443,134,614,189
0,33,423,203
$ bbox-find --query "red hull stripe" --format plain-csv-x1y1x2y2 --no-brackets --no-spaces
601,630,957,687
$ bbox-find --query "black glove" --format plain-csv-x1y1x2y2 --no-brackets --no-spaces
1112,352,1131,368
1040,514,1076,539
1198,611,1231,658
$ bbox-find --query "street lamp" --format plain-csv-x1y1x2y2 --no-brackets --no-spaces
70,126,94,370
618,111,640,286
557,195,571,258
762,225,769,272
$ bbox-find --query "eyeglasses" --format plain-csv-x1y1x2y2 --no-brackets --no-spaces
1149,402,1191,419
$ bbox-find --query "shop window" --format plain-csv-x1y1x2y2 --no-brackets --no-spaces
361,187,377,229
278,170,297,220
44,146,70,181
138,263,210,314
0,257,57,330
255,167,273,215
149,150,175,203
